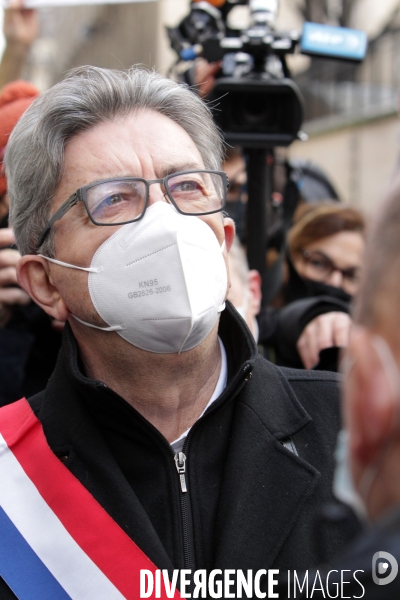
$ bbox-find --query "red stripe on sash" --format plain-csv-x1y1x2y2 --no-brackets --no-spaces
0,398,181,599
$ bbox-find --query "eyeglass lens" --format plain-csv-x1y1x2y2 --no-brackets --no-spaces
87,180,147,224
86,172,224,224
167,172,223,214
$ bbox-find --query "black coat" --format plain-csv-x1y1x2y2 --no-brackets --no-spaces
0,303,61,406
277,506,400,599
0,304,359,599
258,296,350,370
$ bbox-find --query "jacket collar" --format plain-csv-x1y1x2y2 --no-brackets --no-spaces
60,299,257,389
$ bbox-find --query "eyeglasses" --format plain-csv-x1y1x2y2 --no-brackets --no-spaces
36,170,229,251
301,249,361,290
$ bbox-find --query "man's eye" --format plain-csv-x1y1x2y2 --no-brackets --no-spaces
93,193,125,213
172,180,202,193
105,193,123,205
90,192,132,218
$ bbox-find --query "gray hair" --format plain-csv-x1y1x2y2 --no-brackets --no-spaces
5,65,224,256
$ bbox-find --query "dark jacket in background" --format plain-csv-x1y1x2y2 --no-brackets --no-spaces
0,304,360,599
258,259,351,371
0,303,61,407
258,295,350,370
277,506,400,599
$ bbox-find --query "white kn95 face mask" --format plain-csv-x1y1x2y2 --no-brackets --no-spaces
40,202,228,354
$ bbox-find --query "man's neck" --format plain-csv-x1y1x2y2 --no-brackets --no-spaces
72,320,223,443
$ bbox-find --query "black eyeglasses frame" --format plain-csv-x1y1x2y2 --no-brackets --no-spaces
302,249,360,283
36,169,229,251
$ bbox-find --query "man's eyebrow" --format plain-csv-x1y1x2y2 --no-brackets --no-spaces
160,163,205,176
79,164,208,188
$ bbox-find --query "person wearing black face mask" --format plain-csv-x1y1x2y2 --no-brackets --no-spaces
286,204,364,303
258,203,366,371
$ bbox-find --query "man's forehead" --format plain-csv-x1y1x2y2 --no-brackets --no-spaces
65,109,193,147
63,113,202,165
59,123,203,188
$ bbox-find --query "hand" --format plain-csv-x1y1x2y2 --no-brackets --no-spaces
0,227,30,307
4,0,38,49
296,311,352,369
194,58,221,98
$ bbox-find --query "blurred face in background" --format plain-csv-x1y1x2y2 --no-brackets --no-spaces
227,238,262,341
292,230,365,297
0,194,9,223
224,154,247,204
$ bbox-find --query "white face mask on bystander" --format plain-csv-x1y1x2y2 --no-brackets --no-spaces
333,429,368,521
40,202,228,354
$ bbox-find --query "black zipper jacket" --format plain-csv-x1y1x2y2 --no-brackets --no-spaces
0,303,359,599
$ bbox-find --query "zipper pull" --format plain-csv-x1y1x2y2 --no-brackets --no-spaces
174,452,187,493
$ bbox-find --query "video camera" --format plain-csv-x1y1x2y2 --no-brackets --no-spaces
167,0,367,148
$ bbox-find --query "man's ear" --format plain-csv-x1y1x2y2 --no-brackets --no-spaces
248,269,262,316
345,326,396,467
17,255,69,322
223,216,235,252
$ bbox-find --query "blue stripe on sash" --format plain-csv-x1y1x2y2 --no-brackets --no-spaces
0,507,72,600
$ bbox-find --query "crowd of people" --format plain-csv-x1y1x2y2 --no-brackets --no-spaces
1,2,400,599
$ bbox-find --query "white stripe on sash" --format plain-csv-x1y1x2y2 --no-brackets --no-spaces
0,434,126,600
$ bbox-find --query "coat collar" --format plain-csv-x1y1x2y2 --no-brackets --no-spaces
221,302,312,441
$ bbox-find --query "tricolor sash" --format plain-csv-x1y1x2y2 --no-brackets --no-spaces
0,398,181,599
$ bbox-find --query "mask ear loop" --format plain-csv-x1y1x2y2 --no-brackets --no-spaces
38,254,125,331
38,254,104,273
71,314,126,332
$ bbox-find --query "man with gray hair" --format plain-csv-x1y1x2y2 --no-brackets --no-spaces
0,66,357,598
324,175,400,597
275,171,400,599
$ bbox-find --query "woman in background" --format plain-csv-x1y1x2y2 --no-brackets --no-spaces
286,204,365,304
258,203,366,370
